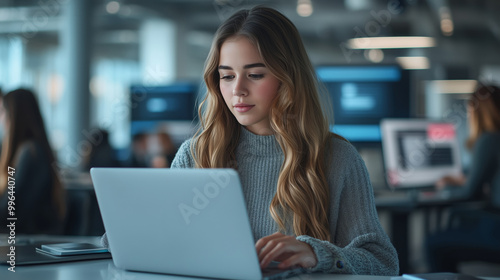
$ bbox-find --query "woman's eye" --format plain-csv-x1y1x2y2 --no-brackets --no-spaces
220,75,234,81
249,74,264,79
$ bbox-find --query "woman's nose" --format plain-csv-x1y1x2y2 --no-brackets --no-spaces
232,78,248,96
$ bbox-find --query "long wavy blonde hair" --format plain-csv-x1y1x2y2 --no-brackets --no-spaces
192,6,333,241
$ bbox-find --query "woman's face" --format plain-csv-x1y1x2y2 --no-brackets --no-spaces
218,36,281,135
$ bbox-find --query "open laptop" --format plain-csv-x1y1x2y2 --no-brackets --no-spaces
90,168,305,280
380,119,463,189
379,119,471,202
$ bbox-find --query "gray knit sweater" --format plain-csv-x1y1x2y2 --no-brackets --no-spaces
170,127,399,276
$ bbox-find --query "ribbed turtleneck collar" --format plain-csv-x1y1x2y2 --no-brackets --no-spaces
238,126,282,157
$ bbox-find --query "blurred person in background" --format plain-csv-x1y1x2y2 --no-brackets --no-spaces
0,88,3,153
129,132,148,167
128,131,176,168
150,131,176,168
0,89,66,234
427,85,500,272
83,128,120,171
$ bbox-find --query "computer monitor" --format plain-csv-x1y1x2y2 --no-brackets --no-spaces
380,119,462,189
316,65,411,142
129,83,198,152
130,83,197,122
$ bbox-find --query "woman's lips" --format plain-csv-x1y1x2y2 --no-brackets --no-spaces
234,104,255,113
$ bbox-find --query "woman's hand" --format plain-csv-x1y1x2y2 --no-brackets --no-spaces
435,174,466,190
255,232,317,270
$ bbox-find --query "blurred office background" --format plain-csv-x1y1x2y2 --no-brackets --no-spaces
1,0,499,276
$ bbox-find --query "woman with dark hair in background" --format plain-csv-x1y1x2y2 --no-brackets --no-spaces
0,89,66,234
428,85,500,272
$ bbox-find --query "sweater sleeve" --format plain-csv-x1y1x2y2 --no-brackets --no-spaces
170,139,194,169
296,140,399,276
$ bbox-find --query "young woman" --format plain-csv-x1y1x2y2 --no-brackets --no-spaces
435,85,500,195
428,85,500,272
0,89,66,234
170,6,398,275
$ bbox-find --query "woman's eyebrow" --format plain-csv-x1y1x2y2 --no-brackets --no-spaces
218,63,266,70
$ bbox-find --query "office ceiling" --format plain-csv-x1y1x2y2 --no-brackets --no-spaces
1,0,499,78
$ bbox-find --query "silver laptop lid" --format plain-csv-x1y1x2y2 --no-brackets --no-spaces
91,168,262,280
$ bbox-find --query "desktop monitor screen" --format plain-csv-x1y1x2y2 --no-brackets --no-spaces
380,119,462,189
316,65,410,142
130,83,197,122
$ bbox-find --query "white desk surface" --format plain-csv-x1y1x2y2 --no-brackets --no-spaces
1,235,499,280
2,259,499,280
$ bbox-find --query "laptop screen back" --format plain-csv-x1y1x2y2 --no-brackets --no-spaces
90,168,262,280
